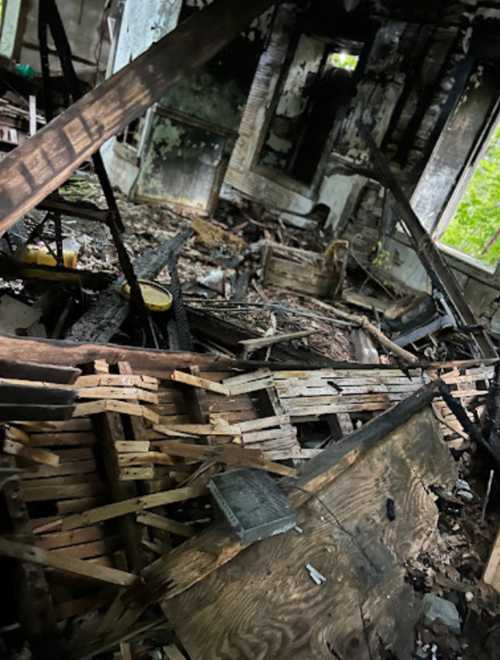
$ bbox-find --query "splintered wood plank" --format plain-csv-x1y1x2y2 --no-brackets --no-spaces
0,538,136,587
77,387,158,405
119,467,155,481
60,486,206,531
115,441,151,453
137,512,195,538
57,497,106,515
484,529,500,593
22,459,97,480
154,424,232,437
55,537,122,560
117,452,175,467
76,374,159,391
24,474,102,489
37,526,105,550
226,378,275,396
236,415,290,432
74,401,159,424
18,418,93,432
3,438,60,467
242,428,294,444
29,432,97,447
171,370,229,396
222,369,273,386
57,447,95,463
22,481,106,502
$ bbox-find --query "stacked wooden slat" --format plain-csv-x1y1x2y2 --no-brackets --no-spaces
74,373,160,426
7,416,131,625
273,368,427,422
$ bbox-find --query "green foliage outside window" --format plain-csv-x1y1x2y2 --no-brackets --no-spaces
440,123,500,267
329,52,359,72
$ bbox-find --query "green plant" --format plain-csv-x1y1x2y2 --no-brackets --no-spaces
441,123,500,267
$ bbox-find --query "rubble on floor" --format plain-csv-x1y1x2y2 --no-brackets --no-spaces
0,2,499,658
0,159,499,658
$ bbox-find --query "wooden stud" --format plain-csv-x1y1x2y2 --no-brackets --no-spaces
171,370,229,396
0,537,137,587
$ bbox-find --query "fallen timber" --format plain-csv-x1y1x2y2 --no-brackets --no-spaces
0,335,495,377
359,124,497,360
0,0,276,238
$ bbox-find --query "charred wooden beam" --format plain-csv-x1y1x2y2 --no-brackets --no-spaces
37,196,110,224
67,229,192,343
0,335,494,376
359,125,497,359
0,0,275,237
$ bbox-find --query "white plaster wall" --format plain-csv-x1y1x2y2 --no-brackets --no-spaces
112,0,182,74
102,0,182,194
319,174,356,229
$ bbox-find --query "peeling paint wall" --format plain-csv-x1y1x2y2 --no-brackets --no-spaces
134,115,228,214
102,0,182,195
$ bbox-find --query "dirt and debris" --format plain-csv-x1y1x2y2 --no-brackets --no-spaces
0,0,499,658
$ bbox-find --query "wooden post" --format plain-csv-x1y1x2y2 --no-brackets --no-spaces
359,124,497,360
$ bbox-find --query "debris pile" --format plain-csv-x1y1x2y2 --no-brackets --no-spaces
0,0,498,659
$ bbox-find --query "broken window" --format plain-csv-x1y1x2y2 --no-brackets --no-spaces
329,50,359,71
258,35,362,185
116,116,143,150
437,118,500,268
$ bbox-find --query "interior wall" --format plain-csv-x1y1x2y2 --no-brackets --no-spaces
227,0,500,332
14,0,110,76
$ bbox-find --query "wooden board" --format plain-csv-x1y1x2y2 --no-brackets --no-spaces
484,528,500,593
0,538,136,587
163,409,456,659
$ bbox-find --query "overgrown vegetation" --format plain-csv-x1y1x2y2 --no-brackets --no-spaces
440,123,500,267
329,52,359,72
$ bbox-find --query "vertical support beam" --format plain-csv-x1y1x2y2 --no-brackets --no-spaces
1,457,65,659
359,124,497,359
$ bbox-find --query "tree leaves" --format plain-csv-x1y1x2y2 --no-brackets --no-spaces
441,124,500,267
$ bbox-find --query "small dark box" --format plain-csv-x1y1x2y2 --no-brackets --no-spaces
208,468,297,544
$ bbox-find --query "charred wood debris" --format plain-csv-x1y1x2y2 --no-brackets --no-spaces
0,1,499,660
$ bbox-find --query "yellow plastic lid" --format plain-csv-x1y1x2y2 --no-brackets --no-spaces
120,280,173,312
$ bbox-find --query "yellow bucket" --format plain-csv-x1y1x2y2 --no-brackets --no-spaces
120,280,173,313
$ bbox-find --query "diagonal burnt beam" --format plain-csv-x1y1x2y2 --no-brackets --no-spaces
0,0,275,237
